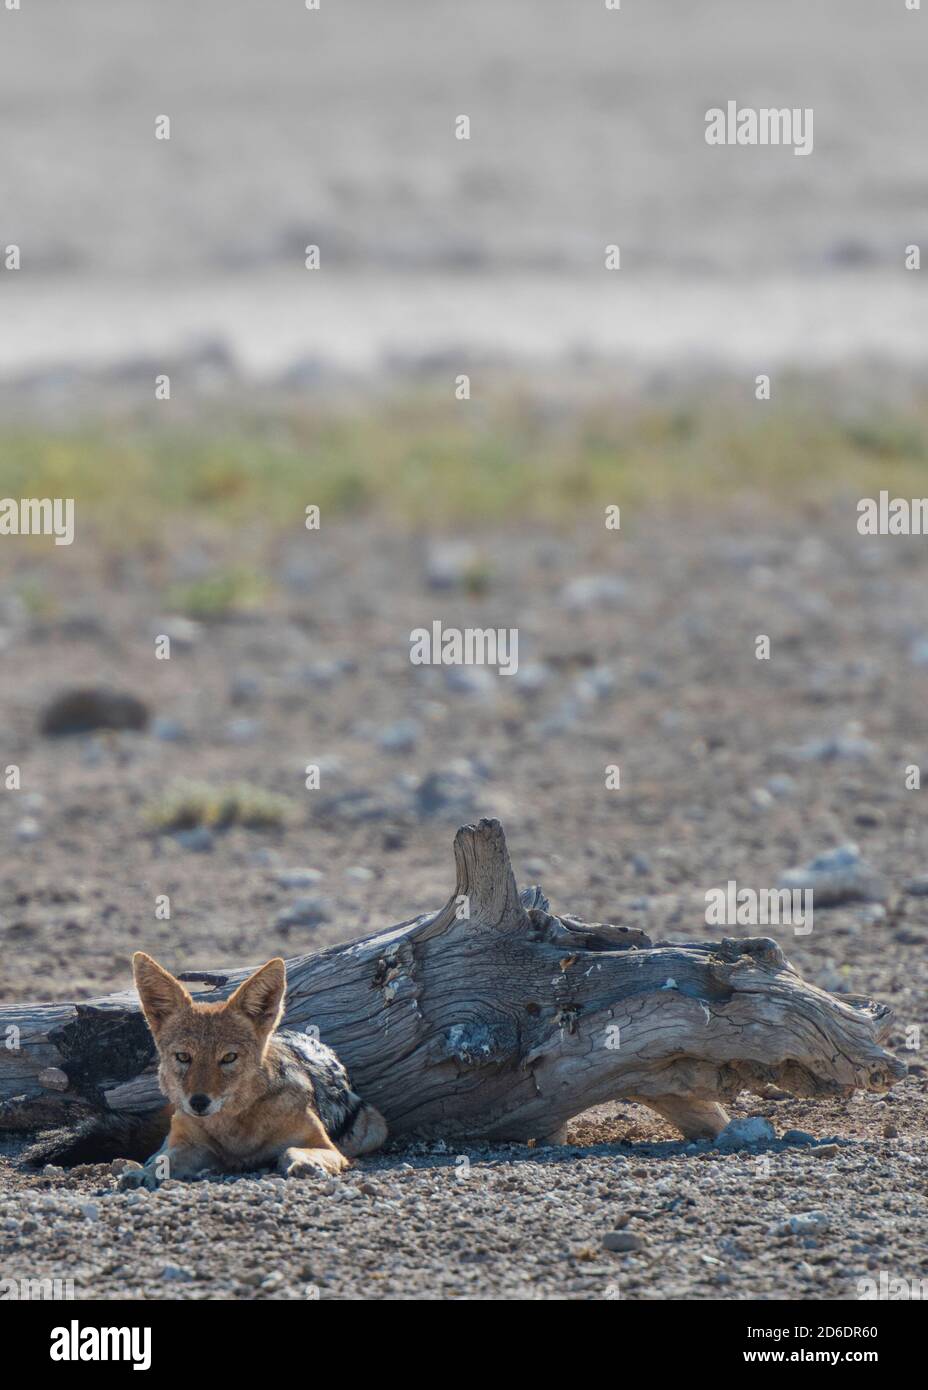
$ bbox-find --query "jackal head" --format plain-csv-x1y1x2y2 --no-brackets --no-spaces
133,953,286,1119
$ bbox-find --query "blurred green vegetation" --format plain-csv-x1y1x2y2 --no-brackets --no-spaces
143,780,299,833
1,387,927,546
165,569,270,620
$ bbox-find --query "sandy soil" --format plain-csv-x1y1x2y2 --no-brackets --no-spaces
0,505,926,1299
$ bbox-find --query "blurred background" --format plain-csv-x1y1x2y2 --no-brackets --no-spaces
0,0,927,1034
2,0,927,386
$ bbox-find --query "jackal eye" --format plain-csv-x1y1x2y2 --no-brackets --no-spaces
174,1052,191,1064
220,1052,238,1065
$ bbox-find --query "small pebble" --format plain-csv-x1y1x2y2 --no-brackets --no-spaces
602,1231,643,1253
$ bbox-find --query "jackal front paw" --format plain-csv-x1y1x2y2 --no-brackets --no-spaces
279,1147,346,1179
118,1161,161,1192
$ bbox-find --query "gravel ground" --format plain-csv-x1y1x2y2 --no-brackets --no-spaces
0,1093,925,1301
1,505,926,1299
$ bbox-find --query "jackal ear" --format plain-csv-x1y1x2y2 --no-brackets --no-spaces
227,958,286,1031
133,952,192,1033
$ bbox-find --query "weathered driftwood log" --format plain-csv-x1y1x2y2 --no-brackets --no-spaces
0,819,905,1144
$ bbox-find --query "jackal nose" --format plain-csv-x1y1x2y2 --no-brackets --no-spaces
189,1093,211,1115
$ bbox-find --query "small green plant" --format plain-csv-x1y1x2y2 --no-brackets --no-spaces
461,557,494,595
165,569,269,621
15,578,57,622
145,780,298,833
